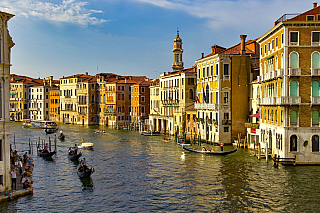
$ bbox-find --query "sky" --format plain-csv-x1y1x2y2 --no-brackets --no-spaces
0,0,317,80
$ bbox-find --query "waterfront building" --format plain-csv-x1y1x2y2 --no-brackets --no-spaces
76,76,98,125
28,77,56,121
185,106,198,141
256,3,320,163
49,87,60,122
9,77,31,121
149,31,196,135
195,35,259,144
130,79,152,124
0,11,14,191
149,78,161,131
60,73,90,124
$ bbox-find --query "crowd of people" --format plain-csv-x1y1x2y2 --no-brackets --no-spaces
9,144,34,193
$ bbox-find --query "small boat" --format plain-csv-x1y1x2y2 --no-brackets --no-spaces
78,142,94,149
77,163,94,178
45,128,57,134
23,120,57,129
182,146,237,155
58,133,65,140
141,131,161,136
94,129,106,134
162,138,171,142
178,142,191,146
68,149,82,161
37,150,56,157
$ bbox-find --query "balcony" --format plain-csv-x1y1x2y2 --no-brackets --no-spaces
223,75,230,81
276,96,301,105
260,97,276,105
222,119,231,125
311,68,320,75
276,69,284,78
245,123,260,129
29,107,39,111
195,103,219,110
10,108,16,112
311,96,320,104
288,68,301,76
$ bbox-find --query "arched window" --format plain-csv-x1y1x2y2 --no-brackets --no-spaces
281,82,283,96
312,81,319,97
264,109,266,122
103,94,105,103
275,110,278,124
312,135,319,152
264,62,266,73
275,82,278,97
312,52,320,68
290,110,298,126
290,52,298,68
267,109,270,122
91,94,94,103
312,110,319,126
189,89,194,100
271,110,274,122
281,53,284,69
275,56,278,70
290,81,298,97
290,135,298,151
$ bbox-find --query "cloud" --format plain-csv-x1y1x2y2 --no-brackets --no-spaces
131,0,315,30
0,0,108,25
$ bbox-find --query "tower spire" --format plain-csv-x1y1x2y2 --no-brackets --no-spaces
172,29,184,72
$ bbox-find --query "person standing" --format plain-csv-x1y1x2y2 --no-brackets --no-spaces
73,144,78,155
18,158,23,174
11,168,17,190
220,141,224,151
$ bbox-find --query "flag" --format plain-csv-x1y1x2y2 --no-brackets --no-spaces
196,96,200,103
202,88,207,103
250,111,260,118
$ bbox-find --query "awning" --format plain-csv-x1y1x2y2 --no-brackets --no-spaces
266,56,274,60
250,112,260,118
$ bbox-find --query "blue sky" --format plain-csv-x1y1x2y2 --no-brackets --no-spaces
0,0,317,79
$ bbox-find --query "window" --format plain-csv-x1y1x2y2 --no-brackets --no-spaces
281,53,284,69
290,110,298,126
224,127,229,132
268,42,270,51
312,111,319,126
202,67,205,78
290,81,298,97
223,64,229,75
272,39,274,50
0,140,2,161
223,92,229,104
211,65,213,76
215,64,219,75
312,32,320,45
307,15,315,21
290,135,298,151
141,106,145,113
312,52,320,68
206,66,209,77
281,33,284,44
312,81,319,97
141,96,145,102
276,37,278,48
290,52,298,68
312,135,319,152
290,32,298,45
141,87,145,93
264,44,267,54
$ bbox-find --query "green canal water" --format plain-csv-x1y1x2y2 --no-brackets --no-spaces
0,122,319,212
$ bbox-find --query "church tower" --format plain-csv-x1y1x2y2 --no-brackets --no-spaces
0,11,15,191
172,30,184,72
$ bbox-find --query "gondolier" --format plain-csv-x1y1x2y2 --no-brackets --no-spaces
220,141,224,151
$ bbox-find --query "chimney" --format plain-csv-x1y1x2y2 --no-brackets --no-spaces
240,35,247,55
201,53,204,59
313,2,317,8
85,72,88,75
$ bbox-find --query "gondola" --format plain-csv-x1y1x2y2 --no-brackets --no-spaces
58,134,65,140
37,150,56,157
182,146,237,155
45,128,57,134
77,163,94,178
68,151,82,161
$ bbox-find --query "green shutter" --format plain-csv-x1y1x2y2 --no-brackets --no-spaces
290,111,297,123
312,111,319,124
312,52,320,68
312,81,319,97
290,52,298,68
290,81,298,97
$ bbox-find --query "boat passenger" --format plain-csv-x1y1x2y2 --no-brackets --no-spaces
44,144,49,153
73,144,78,155
81,157,87,166
202,147,207,151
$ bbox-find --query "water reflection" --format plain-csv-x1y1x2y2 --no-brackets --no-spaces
1,122,320,212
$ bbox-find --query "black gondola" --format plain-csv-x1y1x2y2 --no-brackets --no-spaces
182,146,237,155
45,128,57,134
68,149,82,161
37,150,56,157
58,134,65,140
77,164,94,178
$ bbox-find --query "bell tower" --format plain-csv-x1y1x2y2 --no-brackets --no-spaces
172,30,184,72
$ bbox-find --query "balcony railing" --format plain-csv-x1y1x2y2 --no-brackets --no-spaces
194,103,219,110
223,75,230,81
288,68,301,75
276,96,301,105
276,69,284,78
311,96,320,104
311,68,320,75
245,123,260,128
261,97,276,105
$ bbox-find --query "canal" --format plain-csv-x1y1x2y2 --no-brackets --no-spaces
1,122,320,212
